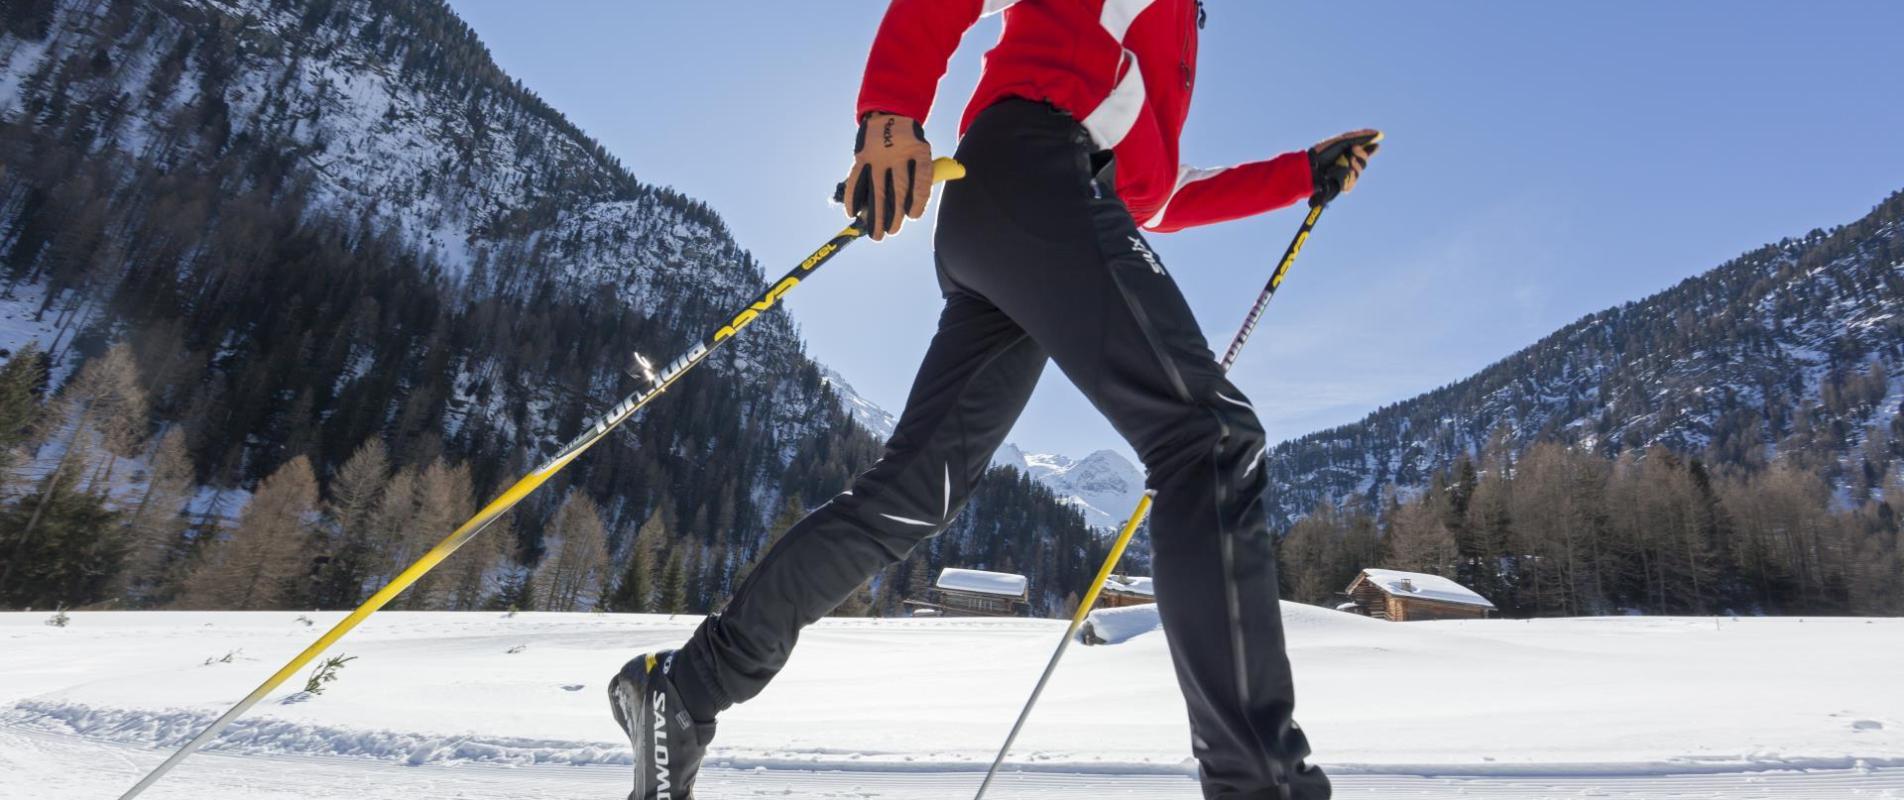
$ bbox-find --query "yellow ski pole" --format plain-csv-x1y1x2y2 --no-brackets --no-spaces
118,157,965,800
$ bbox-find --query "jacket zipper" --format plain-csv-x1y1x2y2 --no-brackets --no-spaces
1179,1,1202,89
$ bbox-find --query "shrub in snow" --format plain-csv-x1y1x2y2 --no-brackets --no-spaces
44,607,70,628
304,654,358,695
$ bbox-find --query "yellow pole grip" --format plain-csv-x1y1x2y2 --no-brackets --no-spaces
834,157,964,205
931,156,966,183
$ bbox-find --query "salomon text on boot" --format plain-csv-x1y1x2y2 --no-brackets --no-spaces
610,650,717,800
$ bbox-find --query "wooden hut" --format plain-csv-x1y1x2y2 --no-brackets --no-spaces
1097,574,1155,609
904,568,1029,617
1340,568,1495,622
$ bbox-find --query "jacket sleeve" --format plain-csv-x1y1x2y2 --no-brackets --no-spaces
856,0,996,123
1140,151,1314,233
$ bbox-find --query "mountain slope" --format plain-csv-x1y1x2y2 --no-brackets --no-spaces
993,444,1145,532
821,370,1147,533
1261,191,1904,527
0,0,1097,614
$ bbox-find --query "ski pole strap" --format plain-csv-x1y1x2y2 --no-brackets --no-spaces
1220,202,1323,371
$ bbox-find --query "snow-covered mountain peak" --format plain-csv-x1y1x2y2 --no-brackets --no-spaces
1016,449,1146,531
818,369,1146,531
819,367,898,441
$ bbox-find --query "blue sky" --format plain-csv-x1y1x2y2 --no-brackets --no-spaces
449,1,1904,462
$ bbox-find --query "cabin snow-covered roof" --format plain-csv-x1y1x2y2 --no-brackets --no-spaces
1355,569,1495,609
1102,575,1154,597
937,568,1028,598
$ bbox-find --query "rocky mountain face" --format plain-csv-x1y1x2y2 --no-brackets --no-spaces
819,367,896,442
1260,191,1904,528
0,0,1099,614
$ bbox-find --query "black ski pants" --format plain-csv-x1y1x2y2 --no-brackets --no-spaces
676,99,1327,800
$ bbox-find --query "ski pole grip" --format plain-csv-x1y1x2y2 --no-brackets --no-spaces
930,156,967,184
832,157,966,205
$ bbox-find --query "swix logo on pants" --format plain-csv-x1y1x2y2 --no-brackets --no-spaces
1128,235,1167,275
651,691,672,799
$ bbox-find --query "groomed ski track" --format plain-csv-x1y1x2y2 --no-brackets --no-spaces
3,727,1900,800
4,609,1901,798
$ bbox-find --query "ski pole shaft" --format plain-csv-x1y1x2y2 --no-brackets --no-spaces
972,491,1154,800
117,158,965,800
974,202,1328,800
1222,202,1321,371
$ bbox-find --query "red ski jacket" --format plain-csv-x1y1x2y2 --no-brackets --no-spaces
857,0,1313,233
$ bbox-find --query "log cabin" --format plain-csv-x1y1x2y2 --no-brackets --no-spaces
903,567,1029,617
1340,568,1495,621
1097,574,1155,609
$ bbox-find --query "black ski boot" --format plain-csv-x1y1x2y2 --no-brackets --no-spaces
610,650,716,800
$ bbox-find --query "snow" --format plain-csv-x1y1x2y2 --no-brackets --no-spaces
1357,568,1496,609
1079,603,1162,646
8,730,1900,800
3,608,1901,791
993,446,1147,531
936,568,1028,598
1102,575,1154,597
819,367,897,441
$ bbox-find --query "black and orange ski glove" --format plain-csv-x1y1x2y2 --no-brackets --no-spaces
842,112,934,241
1309,129,1383,207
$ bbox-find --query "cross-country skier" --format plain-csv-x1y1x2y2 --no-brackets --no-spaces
611,2,1377,798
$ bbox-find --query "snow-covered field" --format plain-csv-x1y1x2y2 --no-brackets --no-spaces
3,606,1901,799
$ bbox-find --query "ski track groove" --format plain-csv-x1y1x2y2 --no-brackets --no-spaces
3,728,1902,800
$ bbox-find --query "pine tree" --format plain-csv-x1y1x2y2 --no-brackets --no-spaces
681,542,707,612
367,468,418,587
766,496,804,548
657,547,686,615
733,495,804,589
0,343,146,597
395,459,465,608
119,427,194,604
1278,503,1341,605
532,490,608,611
312,438,388,608
69,344,149,492
1384,493,1458,576
605,508,662,613
0,342,48,482
834,578,874,617
0,478,121,608
178,456,319,610
427,462,499,610
444,477,517,611
905,554,931,601
1463,465,1515,613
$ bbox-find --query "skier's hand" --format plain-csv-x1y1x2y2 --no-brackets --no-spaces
841,112,934,241
1308,129,1383,207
